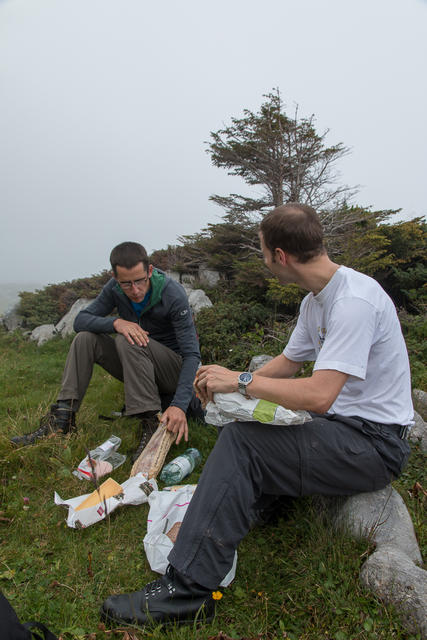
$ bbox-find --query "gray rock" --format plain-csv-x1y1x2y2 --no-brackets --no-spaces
410,411,427,451
249,354,273,372
1,306,24,331
55,298,92,337
166,271,181,283
360,547,427,637
334,486,422,566
199,268,220,287
329,486,426,637
187,289,212,315
181,273,195,286
30,324,57,346
413,389,427,421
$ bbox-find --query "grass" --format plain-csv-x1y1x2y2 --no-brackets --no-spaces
0,328,425,640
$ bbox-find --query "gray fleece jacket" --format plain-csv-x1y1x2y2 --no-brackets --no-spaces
73,269,200,412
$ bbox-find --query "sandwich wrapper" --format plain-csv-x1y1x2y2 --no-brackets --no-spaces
54,473,158,529
205,392,312,427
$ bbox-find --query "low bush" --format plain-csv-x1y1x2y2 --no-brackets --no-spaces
196,301,273,368
400,311,427,390
17,271,111,329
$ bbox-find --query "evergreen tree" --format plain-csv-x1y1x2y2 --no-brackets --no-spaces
207,88,354,219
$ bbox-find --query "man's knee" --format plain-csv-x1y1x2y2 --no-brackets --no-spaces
115,334,150,359
70,331,99,350
115,334,136,354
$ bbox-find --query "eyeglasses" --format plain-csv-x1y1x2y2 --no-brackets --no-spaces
118,276,149,290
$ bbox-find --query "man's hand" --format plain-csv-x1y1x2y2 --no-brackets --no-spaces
194,364,239,405
161,406,188,445
113,319,149,346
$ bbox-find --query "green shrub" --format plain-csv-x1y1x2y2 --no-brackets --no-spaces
196,301,296,369
400,311,427,390
17,271,111,329
196,301,267,367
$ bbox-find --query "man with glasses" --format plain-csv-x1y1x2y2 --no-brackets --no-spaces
11,242,201,455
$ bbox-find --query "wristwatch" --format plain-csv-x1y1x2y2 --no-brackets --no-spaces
238,371,253,398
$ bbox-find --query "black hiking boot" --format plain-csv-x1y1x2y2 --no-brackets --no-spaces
100,564,215,627
131,412,159,462
10,404,76,447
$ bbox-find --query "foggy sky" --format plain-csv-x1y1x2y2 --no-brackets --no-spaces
0,0,426,285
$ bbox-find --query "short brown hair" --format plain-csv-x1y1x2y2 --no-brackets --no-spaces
109,242,149,275
260,203,325,263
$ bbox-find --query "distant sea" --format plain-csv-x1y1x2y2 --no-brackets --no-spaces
0,282,44,316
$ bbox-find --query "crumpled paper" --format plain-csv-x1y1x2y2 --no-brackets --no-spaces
205,392,311,427
54,473,158,529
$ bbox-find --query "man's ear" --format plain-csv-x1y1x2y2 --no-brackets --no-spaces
275,247,287,266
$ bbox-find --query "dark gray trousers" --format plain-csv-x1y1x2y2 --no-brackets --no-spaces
58,331,182,415
169,414,410,589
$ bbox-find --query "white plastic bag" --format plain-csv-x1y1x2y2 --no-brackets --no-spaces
73,435,126,481
54,473,157,529
205,392,311,427
143,485,237,587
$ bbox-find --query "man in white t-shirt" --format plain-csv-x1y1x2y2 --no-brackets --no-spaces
101,203,413,627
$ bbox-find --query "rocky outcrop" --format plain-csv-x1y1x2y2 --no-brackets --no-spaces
411,411,427,450
199,268,220,287
319,422,427,637
413,389,427,421
28,297,92,346
167,267,221,288
314,416,427,637
333,486,422,565
361,546,426,637
187,289,213,315
55,298,92,337
249,354,273,372
1,306,24,331
30,324,57,346
349,483,427,636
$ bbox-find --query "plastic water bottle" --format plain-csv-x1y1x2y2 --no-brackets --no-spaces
73,435,126,480
160,448,202,485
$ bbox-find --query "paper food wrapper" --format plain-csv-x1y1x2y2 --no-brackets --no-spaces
143,485,237,588
205,392,312,427
54,473,158,529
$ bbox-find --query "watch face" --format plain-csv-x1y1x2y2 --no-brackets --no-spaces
239,372,252,383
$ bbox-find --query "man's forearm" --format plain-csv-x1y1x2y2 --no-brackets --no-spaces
253,354,302,379
247,369,348,414
194,364,348,414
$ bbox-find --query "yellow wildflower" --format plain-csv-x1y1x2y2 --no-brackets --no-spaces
212,591,223,600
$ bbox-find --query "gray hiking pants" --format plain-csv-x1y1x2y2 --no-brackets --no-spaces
57,331,182,415
168,414,410,589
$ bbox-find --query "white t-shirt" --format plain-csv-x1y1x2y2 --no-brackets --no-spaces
283,266,414,425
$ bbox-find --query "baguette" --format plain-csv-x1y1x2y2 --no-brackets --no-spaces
130,423,175,478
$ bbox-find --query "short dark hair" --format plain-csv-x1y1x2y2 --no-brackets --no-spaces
260,203,326,263
109,242,149,275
